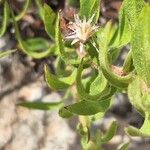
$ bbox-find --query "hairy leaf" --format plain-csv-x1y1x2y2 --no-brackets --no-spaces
23,38,50,52
120,0,145,30
59,99,111,117
76,60,110,101
99,22,133,88
44,4,56,39
44,65,77,90
128,77,144,116
80,0,101,22
132,5,150,86
110,0,145,48
101,121,117,143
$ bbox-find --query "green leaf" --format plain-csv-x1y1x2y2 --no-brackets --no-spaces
59,107,74,118
118,8,131,47
11,9,54,59
15,0,30,21
123,50,134,73
109,6,131,48
98,22,133,88
89,71,107,95
118,142,129,150
0,49,16,58
23,38,50,52
128,77,144,116
126,81,150,139
68,0,79,7
77,122,91,150
125,112,150,137
90,112,105,122
55,13,66,58
0,1,9,37
55,57,70,77
19,40,55,59
44,4,56,40
132,5,150,86
44,65,77,90
35,0,44,20
17,101,62,110
76,59,111,101
59,99,111,117
101,121,117,143
141,93,150,112
110,0,145,48
79,0,101,22
120,0,145,31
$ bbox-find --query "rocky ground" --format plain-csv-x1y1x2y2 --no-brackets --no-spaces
0,35,79,150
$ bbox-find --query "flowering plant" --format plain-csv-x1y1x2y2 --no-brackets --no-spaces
1,0,150,149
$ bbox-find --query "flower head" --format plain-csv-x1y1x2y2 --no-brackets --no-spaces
65,14,98,54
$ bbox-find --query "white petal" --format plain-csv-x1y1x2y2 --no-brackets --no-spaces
71,39,79,45
79,42,84,53
87,14,95,24
74,14,81,24
65,34,77,39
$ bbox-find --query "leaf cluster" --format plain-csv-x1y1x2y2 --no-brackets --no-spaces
1,0,150,149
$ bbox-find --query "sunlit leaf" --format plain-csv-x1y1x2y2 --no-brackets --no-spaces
125,112,150,137
132,5,150,86
76,59,110,101
101,121,118,143
44,65,77,90
128,77,144,116
120,0,145,31
110,0,145,48
79,0,101,22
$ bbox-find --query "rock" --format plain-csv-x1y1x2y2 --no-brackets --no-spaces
18,82,44,101
0,93,17,148
41,111,76,150
7,124,39,150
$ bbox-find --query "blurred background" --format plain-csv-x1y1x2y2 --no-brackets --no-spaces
0,0,150,150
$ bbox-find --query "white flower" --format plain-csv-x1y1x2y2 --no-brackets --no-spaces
65,14,99,54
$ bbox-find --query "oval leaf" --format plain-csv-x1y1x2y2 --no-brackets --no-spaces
59,99,111,117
